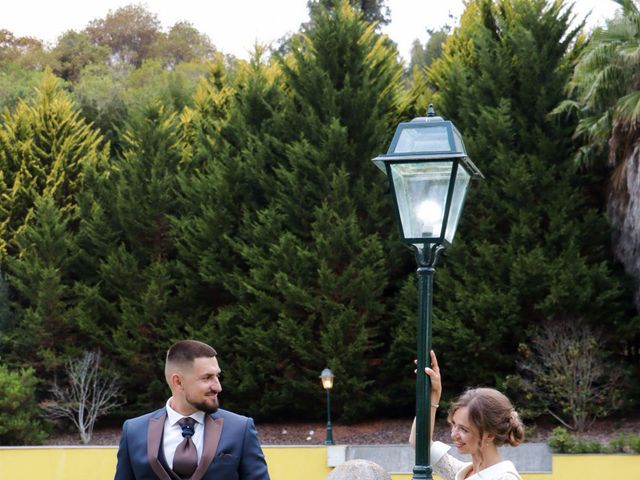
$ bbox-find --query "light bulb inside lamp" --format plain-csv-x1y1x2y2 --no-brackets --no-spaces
415,200,443,237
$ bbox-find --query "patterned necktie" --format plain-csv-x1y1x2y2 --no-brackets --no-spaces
173,417,198,479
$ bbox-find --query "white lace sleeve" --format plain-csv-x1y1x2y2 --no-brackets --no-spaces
430,442,467,480
432,452,467,480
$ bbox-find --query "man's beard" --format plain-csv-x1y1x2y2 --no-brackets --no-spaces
187,394,219,414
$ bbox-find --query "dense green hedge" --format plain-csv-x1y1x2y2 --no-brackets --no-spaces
0,1,638,426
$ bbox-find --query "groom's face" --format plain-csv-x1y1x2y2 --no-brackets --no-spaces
182,356,222,414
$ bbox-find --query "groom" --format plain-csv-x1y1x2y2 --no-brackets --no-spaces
114,340,270,480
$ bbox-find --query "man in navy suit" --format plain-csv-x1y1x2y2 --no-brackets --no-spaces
115,340,270,480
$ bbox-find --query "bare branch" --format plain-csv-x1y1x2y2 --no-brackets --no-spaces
517,319,623,435
41,350,123,444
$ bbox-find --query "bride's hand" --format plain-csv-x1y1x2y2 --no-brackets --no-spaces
425,350,441,406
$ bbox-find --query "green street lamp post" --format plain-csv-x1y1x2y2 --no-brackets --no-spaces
372,105,483,480
320,368,335,445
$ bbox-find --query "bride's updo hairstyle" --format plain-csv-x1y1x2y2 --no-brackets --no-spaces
447,387,525,448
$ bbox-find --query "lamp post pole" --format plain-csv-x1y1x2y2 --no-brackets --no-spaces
320,368,335,445
413,245,443,480
325,388,334,445
371,104,483,480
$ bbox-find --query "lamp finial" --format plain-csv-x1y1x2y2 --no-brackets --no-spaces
427,104,436,117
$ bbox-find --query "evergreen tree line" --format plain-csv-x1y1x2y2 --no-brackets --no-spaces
0,0,638,441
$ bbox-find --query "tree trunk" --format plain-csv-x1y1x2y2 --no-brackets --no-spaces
608,144,640,311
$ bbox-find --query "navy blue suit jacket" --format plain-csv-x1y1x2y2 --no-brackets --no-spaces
114,408,270,480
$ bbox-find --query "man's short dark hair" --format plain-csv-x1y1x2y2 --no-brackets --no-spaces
166,340,217,367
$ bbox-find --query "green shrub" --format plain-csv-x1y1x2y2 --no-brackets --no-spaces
573,438,605,453
607,433,627,453
548,426,625,454
628,434,640,454
548,427,575,453
0,364,46,445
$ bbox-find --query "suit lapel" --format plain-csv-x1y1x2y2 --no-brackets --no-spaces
147,410,173,480
191,415,224,480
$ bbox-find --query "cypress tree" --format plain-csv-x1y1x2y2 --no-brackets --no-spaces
171,55,245,316
75,102,190,411
214,1,403,420
0,70,104,258
389,0,633,398
3,197,82,372
171,51,299,417
0,71,106,375
0,269,13,338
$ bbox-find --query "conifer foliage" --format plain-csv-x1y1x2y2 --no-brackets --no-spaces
409,0,635,395
213,1,403,420
0,0,638,428
0,70,104,257
75,103,191,410
0,71,105,374
4,197,81,373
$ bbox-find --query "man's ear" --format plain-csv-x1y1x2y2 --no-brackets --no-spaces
170,372,183,390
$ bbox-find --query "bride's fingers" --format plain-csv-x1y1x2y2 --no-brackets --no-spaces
430,350,440,370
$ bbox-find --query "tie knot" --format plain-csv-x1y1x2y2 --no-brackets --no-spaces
178,417,196,438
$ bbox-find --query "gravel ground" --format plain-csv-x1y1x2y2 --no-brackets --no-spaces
43,416,640,446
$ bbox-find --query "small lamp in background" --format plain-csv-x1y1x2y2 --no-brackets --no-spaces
320,368,335,445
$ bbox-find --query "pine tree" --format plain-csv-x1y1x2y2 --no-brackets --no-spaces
308,0,391,26
391,0,635,397
213,1,404,420
171,51,287,324
0,268,12,337
0,70,104,258
75,102,191,411
3,197,82,373
0,70,106,375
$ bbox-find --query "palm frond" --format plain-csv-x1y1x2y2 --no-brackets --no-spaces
615,90,640,124
574,110,612,145
550,99,581,117
612,0,639,16
573,144,599,170
563,0,640,169
584,64,627,107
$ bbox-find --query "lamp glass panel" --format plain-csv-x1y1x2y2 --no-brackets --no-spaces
452,129,464,153
444,165,471,243
389,161,453,240
393,125,451,154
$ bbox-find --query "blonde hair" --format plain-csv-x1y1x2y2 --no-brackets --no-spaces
448,387,525,447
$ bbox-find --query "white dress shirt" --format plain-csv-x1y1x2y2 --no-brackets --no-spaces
163,398,206,470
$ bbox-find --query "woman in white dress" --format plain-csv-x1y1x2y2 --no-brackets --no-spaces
409,351,525,480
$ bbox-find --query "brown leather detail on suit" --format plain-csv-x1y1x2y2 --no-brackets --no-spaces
191,416,224,480
147,413,173,480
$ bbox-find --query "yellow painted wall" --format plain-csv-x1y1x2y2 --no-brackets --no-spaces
0,447,117,480
551,454,640,479
0,446,638,480
264,446,331,480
